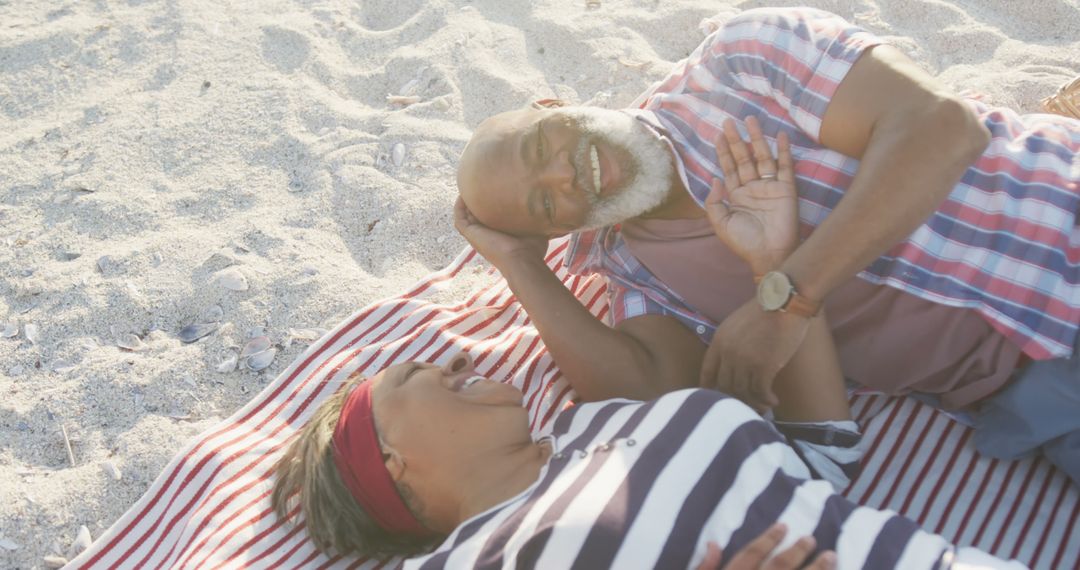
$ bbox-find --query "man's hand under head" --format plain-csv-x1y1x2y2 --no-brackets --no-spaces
454,196,550,270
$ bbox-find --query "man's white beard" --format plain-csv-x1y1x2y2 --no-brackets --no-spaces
558,108,676,230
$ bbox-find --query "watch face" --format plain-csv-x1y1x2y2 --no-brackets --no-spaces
758,272,792,311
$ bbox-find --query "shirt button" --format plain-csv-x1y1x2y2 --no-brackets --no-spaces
577,450,588,458
597,443,612,452
627,439,637,447
553,453,565,460
695,325,706,335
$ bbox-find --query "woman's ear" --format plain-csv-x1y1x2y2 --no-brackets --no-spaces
382,445,406,482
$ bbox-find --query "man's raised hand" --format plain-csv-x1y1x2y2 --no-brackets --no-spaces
454,196,550,269
703,116,799,276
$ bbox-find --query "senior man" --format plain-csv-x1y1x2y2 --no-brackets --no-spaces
454,7,1080,483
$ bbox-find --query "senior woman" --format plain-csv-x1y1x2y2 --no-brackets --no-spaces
271,350,1025,569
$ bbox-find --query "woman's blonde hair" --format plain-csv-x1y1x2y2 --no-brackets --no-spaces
271,372,439,558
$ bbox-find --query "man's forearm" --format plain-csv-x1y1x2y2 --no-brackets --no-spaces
497,255,673,401
782,98,990,301
773,313,849,422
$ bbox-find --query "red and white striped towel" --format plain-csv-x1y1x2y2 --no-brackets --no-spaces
69,240,1079,570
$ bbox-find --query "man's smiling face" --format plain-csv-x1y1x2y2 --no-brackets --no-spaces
456,105,676,238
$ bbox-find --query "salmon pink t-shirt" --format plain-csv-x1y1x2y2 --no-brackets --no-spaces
620,215,1022,409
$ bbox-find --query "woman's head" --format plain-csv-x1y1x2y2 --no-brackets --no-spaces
272,351,531,558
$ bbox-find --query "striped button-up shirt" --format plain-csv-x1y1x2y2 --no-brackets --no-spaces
405,390,1017,569
565,7,1080,360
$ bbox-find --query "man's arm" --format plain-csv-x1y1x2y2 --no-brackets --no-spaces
771,311,849,423
784,44,990,301
708,13,990,409
455,198,704,402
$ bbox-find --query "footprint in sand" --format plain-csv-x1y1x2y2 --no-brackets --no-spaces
356,0,426,32
261,26,310,73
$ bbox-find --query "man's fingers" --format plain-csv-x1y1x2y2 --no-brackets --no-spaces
727,356,749,403
714,128,742,193
722,119,759,184
746,116,777,179
728,523,787,568
776,131,795,183
453,197,471,229
754,368,780,408
764,536,816,570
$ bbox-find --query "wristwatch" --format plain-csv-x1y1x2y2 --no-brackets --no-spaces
755,271,821,318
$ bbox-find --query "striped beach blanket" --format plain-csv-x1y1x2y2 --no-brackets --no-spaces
69,240,1080,569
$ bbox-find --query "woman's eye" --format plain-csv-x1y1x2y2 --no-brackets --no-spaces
543,194,553,220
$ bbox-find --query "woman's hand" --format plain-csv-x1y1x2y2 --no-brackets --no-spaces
695,524,836,570
704,117,799,276
454,196,550,269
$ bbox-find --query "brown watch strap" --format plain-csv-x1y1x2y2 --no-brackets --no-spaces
784,292,821,318
754,273,821,317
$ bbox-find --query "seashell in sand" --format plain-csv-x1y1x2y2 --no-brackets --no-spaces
288,328,326,341
216,355,237,373
386,94,421,106
24,323,40,345
239,336,272,359
200,305,224,323
51,359,76,373
116,333,145,352
70,525,92,556
178,322,219,343
44,555,68,568
0,536,18,550
391,143,406,167
246,348,277,371
216,267,249,291
399,78,420,96
102,460,121,481
1,322,17,338
96,255,115,273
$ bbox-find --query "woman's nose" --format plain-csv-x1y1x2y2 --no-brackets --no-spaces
443,351,475,378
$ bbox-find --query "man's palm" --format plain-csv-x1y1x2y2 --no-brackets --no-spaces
704,119,798,275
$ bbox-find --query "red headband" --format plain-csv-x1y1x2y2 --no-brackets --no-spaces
331,381,431,536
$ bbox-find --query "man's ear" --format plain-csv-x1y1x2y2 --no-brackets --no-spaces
531,98,568,110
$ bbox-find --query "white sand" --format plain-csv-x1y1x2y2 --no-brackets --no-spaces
1,0,1077,567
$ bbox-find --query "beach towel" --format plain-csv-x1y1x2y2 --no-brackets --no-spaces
68,239,1080,570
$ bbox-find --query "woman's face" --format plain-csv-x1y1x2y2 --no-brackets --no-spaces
369,352,530,457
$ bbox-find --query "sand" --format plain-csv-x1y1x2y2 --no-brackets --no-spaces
1,0,1077,567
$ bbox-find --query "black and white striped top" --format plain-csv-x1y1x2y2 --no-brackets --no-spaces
405,390,1011,569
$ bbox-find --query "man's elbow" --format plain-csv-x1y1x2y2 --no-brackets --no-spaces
925,96,991,165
